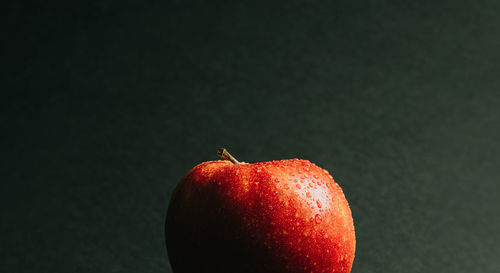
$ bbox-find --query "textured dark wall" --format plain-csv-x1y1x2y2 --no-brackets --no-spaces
2,0,500,272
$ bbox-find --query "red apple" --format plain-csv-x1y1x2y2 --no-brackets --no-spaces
166,149,355,273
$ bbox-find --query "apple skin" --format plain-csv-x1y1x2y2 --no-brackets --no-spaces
166,159,355,273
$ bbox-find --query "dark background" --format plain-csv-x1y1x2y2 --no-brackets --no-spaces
2,0,500,272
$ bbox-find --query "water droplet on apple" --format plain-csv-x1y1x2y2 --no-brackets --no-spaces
316,200,322,208
306,192,312,198
296,183,302,189
314,214,322,224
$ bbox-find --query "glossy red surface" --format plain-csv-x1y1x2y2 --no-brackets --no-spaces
166,159,355,273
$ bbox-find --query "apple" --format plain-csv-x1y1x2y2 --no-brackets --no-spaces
166,149,355,273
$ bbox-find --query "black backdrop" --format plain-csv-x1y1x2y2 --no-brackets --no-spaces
2,1,500,272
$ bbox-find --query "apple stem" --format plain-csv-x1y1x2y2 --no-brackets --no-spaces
217,148,241,165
